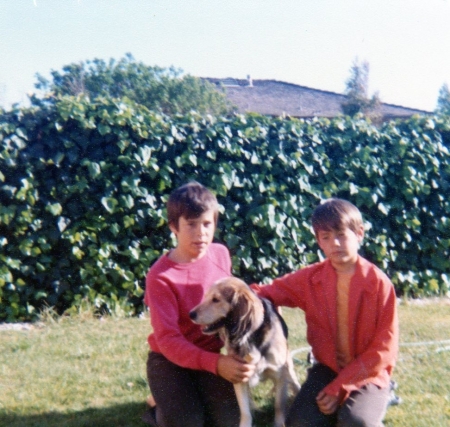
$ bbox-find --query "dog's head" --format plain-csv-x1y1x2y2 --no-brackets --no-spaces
189,277,263,338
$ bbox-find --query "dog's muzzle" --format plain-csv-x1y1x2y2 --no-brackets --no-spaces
189,310,227,333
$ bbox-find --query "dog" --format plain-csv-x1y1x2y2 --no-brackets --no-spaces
189,277,300,427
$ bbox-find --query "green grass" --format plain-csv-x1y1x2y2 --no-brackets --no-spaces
0,300,449,426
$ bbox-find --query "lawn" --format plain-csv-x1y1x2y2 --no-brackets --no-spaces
1,299,449,427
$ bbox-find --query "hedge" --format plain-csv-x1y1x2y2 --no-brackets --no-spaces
1,96,450,321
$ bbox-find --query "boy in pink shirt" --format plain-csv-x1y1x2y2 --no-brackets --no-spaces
252,198,398,427
143,182,254,427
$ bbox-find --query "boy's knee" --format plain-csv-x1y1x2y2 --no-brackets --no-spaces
337,383,389,427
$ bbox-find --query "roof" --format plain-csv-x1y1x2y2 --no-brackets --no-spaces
205,77,431,119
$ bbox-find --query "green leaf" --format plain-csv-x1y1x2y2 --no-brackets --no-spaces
123,215,135,228
97,123,111,135
72,246,85,260
46,203,63,216
120,194,135,209
87,162,101,178
101,197,119,213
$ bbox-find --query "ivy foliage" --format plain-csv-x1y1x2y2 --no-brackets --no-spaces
1,96,450,321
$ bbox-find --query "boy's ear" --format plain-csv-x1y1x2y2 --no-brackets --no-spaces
357,225,365,242
169,222,178,236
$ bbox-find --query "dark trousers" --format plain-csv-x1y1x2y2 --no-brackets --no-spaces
146,351,240,427
286,364,390,427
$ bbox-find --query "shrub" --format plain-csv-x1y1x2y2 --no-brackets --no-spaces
1,96,449,321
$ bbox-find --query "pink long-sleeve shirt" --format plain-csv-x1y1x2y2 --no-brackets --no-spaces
144,243,231,374
252,256,399,402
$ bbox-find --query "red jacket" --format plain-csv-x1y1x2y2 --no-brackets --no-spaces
252,256,398,402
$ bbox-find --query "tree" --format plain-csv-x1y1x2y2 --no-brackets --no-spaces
32,54,232,116
436,83,450,115
341,59,381,118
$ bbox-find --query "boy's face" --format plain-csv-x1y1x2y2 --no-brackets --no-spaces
169,209,216,263
316,226,364,272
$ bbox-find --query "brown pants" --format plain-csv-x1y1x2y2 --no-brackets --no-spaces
146,351,240,427
286,364,390,427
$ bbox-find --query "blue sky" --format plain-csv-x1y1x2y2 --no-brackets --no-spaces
1,0,449,111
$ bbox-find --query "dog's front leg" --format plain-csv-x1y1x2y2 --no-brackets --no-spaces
234,382,253,427
273,377,289,427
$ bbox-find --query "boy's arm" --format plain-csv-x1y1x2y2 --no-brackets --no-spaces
146,276,220,374
250,269,307,309
217,354,256,383
323,277,399,400
316,390,340,415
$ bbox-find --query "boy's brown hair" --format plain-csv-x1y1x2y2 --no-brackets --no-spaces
311,198,363,236
167,182,219,230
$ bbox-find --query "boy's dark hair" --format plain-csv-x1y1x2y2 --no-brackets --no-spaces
311,198,363,236
167,182,219,230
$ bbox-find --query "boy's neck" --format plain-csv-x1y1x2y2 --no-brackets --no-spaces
332,262,356,275
168,248,207,264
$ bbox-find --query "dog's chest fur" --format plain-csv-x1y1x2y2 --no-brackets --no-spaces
222,298,289,387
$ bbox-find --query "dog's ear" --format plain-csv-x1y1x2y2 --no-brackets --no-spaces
221,285,239,305
227,288,257,339
219,279,246,306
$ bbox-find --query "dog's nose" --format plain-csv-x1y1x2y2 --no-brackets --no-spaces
189,311,197,320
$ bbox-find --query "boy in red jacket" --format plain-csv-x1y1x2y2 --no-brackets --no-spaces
143,182,254,427
252,198,398,427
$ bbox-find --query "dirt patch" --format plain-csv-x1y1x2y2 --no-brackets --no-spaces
0,322,44,331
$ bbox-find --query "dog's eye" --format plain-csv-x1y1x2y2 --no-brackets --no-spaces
212,297,220,303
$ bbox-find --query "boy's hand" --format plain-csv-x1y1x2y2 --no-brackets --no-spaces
217,354,255,384
316,390,339,415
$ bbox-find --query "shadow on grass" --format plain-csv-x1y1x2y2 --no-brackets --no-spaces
0,402,149,427
253,401,278,427
0,401,279,427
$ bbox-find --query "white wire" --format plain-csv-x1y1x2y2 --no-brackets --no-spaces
290,347,311,357
400,339,450,347
290,338,450,360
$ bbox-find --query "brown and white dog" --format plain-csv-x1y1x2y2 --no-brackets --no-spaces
189,277,300,427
